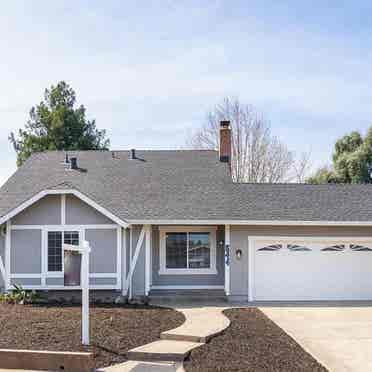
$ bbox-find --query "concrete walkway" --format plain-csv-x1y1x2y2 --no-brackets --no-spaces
261,306,372,372
102,305,230,372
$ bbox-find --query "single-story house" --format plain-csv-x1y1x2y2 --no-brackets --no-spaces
1,121,372,302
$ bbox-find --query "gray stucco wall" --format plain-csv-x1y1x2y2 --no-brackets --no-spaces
86,229,117,273
11,229,42,274
151,226,225,286
0,234,5,290
229,225,372,300
66,195,114,225
12,195,61,225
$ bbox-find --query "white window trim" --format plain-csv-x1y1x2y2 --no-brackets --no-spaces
159,226,217,275
46,228,82,276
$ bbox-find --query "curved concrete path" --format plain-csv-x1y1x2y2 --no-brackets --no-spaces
102,305,230,372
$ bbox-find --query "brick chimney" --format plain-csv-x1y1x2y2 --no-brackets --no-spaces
219,120,231,165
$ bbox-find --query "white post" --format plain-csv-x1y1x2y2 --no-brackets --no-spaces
145,225,151,296
225,225,231,296
129,227,133,300
5,220,11,291
0,256,6,286
64,241,91,345
81,240,90,346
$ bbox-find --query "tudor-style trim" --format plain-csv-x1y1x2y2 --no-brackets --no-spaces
129,219,372,226
248,236,254,302
11,224,119,230
17,285,118,290
117,226,122,291
8,223,121,290
0,189,129,228
122,227,127,295
128,227,133,299
0,256,6,285
11,273,118,279
158,226,217,275
10,273,42,278
61,194,66,225
225,224,230,296
5,220,11,290
145,224,151,296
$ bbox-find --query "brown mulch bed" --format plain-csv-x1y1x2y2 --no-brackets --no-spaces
184,308,327,372
0,303,185,368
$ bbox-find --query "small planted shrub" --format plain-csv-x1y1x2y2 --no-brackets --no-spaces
0,284,40,305
12,284,40,304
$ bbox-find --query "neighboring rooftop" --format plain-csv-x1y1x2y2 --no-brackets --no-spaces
1,150,372,222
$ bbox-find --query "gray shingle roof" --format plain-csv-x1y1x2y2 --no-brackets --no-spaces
1,150,372,223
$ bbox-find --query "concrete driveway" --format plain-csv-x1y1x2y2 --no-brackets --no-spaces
261,306,372,372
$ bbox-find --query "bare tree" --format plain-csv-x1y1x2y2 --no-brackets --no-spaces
187,97,294,183
292,151,312,183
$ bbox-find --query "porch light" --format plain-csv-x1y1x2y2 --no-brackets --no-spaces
236,248,242,260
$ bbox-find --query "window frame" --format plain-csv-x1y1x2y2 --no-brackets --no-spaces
159,226,217,275
46,228,82,277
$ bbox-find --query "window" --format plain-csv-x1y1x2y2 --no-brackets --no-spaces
321,244,345,252
48,231,79,272
350,244,372,252
159,227,217,275
287,244,311,252
257,244,282,251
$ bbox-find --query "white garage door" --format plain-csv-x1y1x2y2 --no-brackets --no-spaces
249,237,372,301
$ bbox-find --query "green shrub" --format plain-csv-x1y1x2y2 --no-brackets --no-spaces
0,284,40,305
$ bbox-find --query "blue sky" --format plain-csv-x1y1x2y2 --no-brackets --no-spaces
1,1,372,184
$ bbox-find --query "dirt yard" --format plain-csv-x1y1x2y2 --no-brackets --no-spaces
0,303,185,368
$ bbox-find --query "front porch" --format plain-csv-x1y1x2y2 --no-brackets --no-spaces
125,224,231,301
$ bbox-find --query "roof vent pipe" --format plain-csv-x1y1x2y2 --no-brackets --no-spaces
129,149,136,160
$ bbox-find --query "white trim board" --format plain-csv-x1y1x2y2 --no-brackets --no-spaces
0,256,6,284
14,285,120,290
0,189,129,228
11,224,119,230
130,219,372,226
151,285,224,290
61,194,66,225
5,220,11,290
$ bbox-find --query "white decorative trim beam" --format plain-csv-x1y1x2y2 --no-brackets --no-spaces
124,226,145,296
145,225,151,296
0,256,6,285
151,285,224,290
5,220,11,290
225,224,230,296
11,224,119,230
61,194,66,225
130,219,372,226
